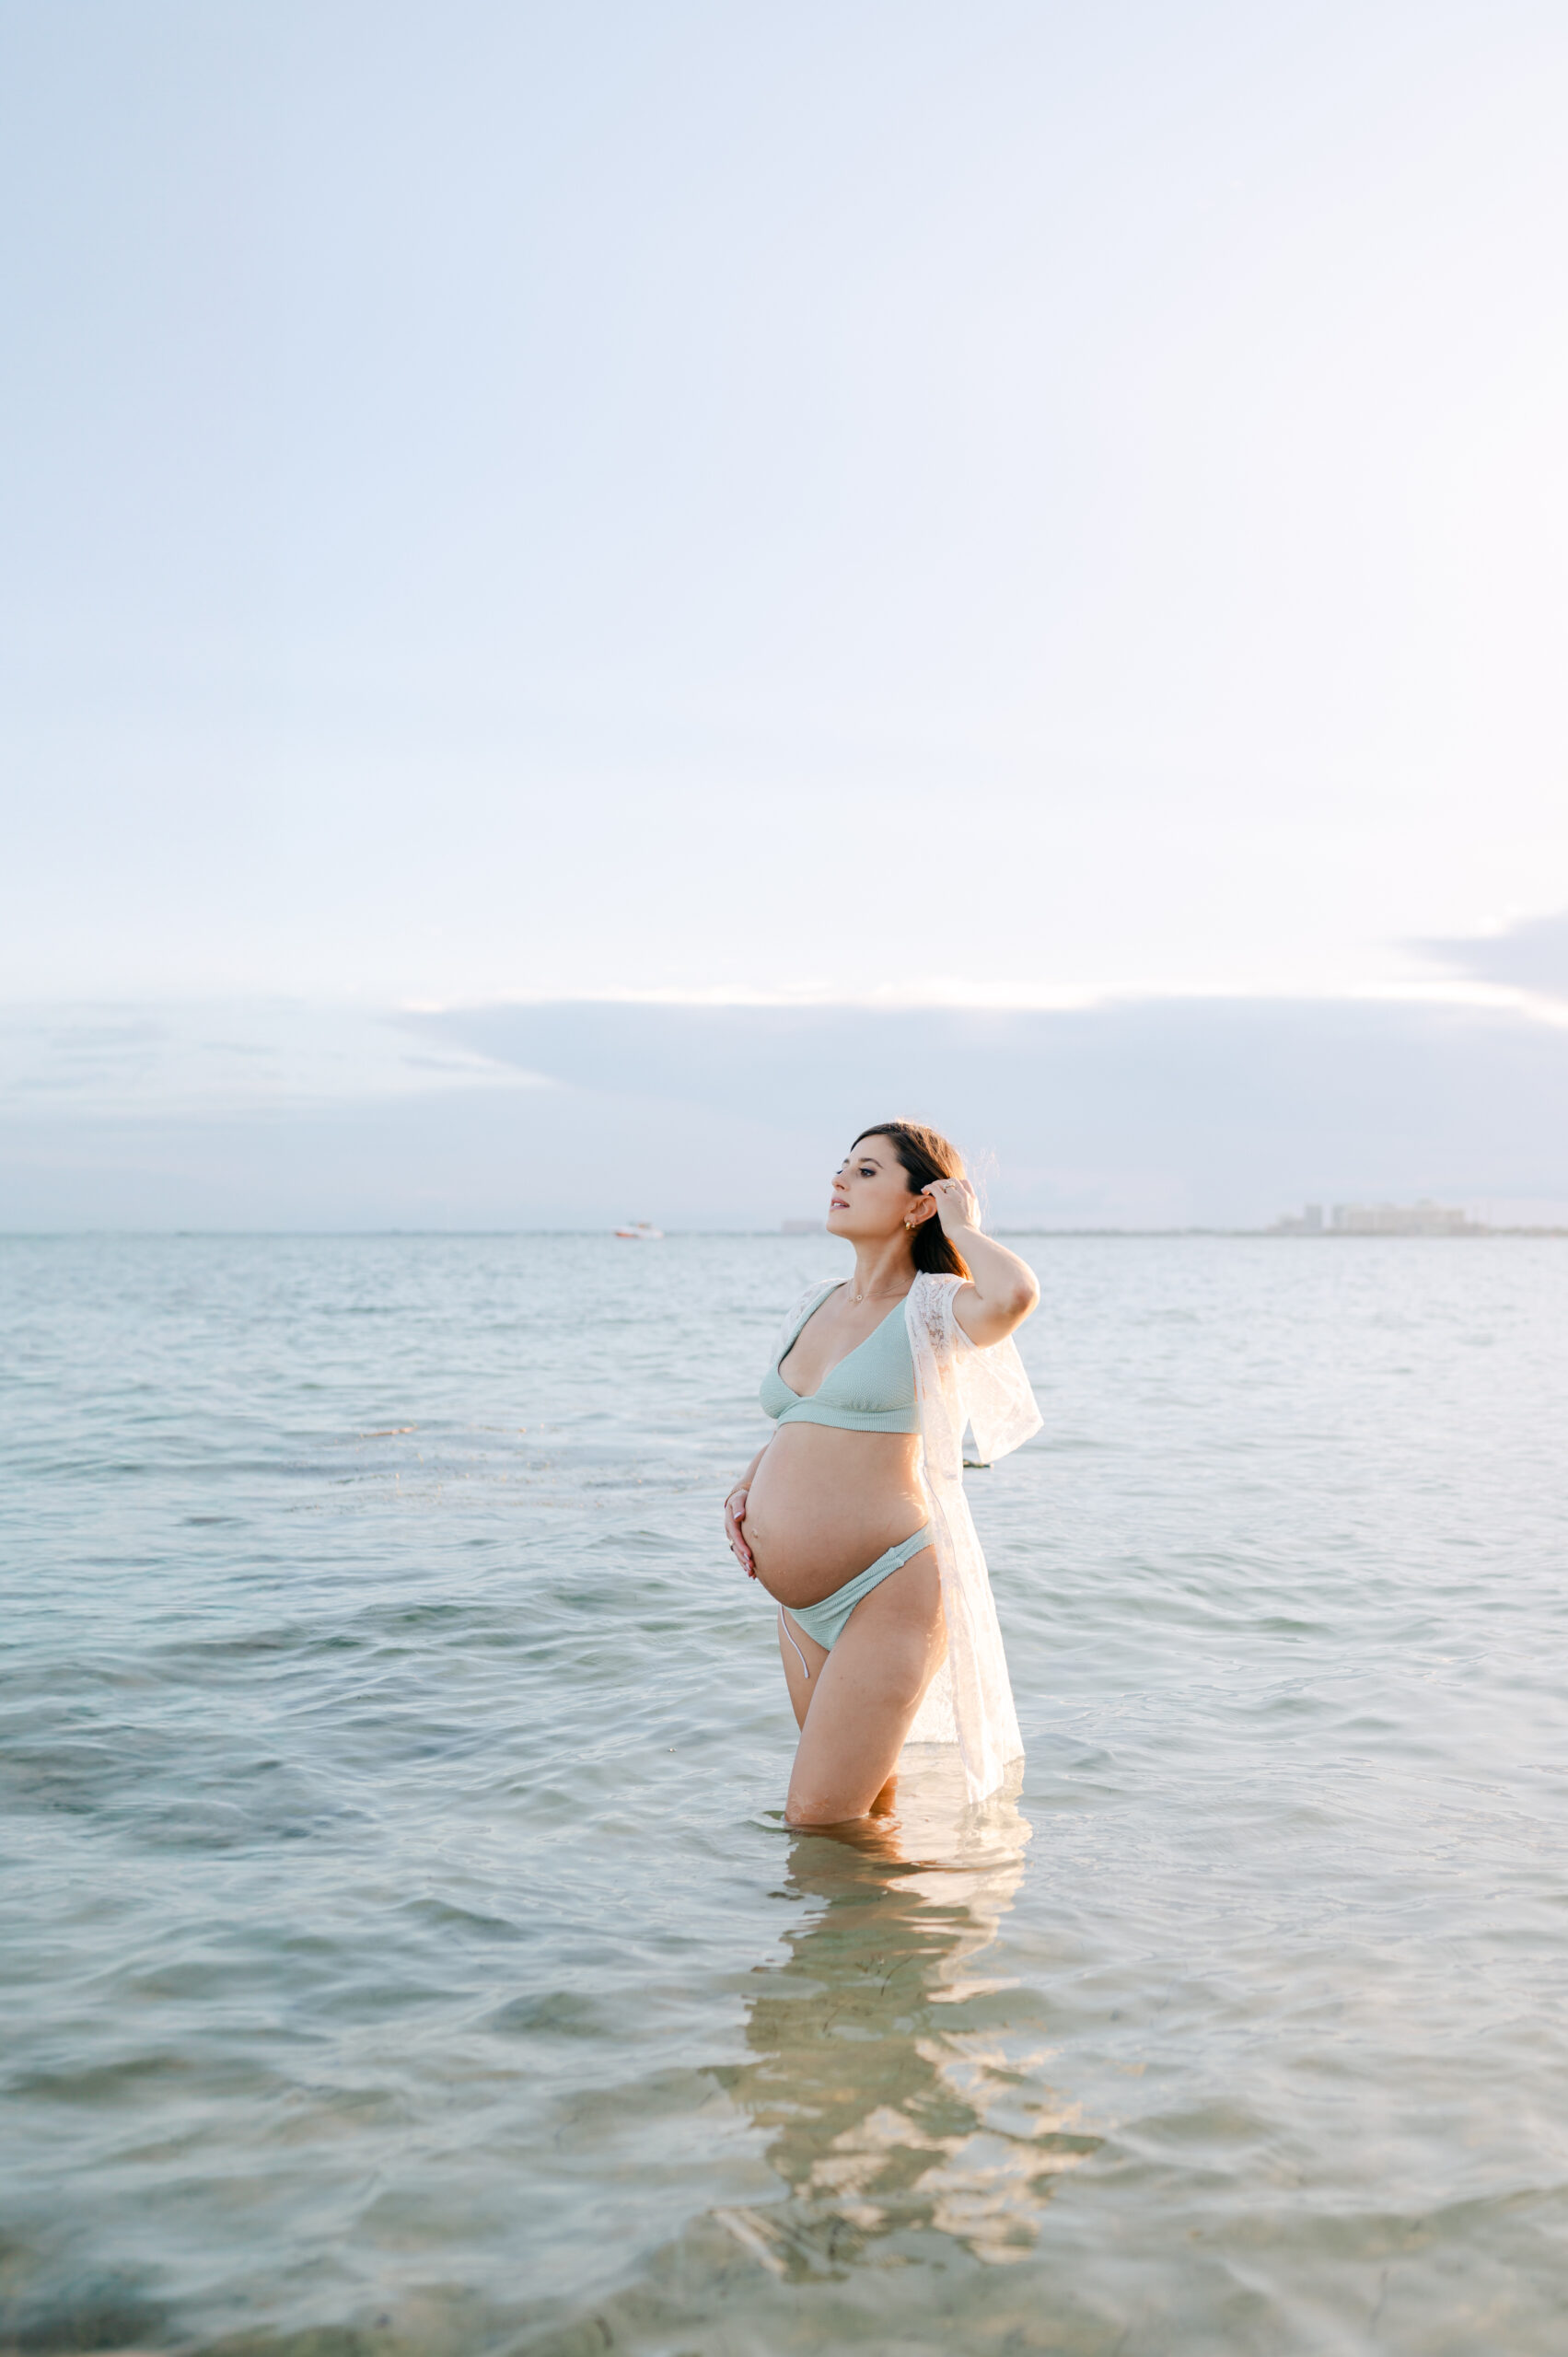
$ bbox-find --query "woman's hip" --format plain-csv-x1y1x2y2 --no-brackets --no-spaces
779,1525,934,1654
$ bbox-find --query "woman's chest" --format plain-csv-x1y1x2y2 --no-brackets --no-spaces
780,1302,899,1393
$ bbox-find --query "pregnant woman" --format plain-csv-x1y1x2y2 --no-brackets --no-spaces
724,1120,1041,1827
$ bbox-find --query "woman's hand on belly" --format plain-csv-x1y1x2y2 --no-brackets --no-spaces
724,1482,755,1576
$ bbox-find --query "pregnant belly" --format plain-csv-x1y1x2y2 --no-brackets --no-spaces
744,1426,928,1608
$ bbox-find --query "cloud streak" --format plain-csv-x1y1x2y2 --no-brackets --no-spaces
1418,911,1568,1004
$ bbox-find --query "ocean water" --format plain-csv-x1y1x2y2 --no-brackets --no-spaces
5,1232,1568,2357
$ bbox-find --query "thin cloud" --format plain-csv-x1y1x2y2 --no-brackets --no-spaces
1417,913,1568,1002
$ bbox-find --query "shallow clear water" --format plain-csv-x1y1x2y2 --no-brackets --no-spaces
5,1233,1568,2357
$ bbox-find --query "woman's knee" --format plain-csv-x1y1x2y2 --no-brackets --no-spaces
785,1772,891,1828
784,1744,888,1827
784,1789,854,1829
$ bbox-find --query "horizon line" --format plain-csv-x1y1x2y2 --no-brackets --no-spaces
5,1226,1568,1242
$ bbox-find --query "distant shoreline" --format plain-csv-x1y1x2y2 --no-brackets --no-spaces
4,1226,1568,1242
996,1225,1568,1238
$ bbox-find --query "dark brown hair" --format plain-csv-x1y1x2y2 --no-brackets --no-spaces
852,1120,971,1280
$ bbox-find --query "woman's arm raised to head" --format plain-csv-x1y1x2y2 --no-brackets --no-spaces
918,1177,1040,1346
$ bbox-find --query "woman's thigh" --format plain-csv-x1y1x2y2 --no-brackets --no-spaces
784,1549,946,1827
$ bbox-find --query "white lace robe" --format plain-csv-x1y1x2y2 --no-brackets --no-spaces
772,1271,1041,1805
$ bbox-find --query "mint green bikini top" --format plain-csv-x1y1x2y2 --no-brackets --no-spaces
760,1284,920,1434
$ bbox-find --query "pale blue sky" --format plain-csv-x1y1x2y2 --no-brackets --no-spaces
6,0,1568,1012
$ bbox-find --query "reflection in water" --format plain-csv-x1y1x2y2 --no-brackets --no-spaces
714,1752,1100,2281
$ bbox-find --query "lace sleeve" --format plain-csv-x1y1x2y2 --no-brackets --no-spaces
942,1283,1043,1463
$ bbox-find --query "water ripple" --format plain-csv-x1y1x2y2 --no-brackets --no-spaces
4,1234,1568,2353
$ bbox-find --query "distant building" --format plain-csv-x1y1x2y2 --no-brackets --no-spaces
1330,1201,1481,1236
1269,1200,1483,1237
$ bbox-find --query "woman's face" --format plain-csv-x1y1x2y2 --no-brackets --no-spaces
826,1135,930,1241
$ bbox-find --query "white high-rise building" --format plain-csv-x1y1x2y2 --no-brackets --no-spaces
1330,1202,1480,1236
1268,1201,1481,1236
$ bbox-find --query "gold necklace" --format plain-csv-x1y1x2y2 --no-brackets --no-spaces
849,1283,911,1306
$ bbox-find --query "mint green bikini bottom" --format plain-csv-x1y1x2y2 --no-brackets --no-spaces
777,1523,934,1677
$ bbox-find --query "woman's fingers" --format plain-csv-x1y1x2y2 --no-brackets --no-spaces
924,1177,978,1226
724,1490,754,1573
